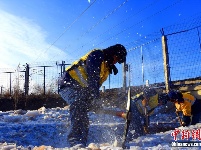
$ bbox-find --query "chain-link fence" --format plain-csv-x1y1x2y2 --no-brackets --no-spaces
0,61,62,95
127,15,201,89
1,15,201,95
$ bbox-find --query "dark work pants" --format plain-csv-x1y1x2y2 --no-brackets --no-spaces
60,86,92,147
191,99,201,125
68,100,90,146
191,112,201,125
127,100,144,141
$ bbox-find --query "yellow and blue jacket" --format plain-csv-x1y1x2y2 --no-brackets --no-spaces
132,88,159,115
60,49,110,98
175,93,196,116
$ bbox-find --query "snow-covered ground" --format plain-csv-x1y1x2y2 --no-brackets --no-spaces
0,106,201,150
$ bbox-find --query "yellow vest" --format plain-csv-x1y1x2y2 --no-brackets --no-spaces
134,92,158,115
175,93,196,116
66,50,110,87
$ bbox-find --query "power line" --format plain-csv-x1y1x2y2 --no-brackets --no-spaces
79,0,128,38
127,38,160,52
78,0,161,49
165,25,201,36
93,0,182,48
70,0,161,59
33,0,181,66
33,0,97,63
50,0,128,62
49,0,171,62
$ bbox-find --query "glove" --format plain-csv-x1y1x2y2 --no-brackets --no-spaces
112,65,118,75
116,111,127,119
181,122,187,127
109,65,118,75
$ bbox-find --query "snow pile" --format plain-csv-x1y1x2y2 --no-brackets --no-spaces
0,106,201,150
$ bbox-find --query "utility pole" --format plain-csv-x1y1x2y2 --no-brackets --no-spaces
128,64,131,88
109,74,110,89
25,64,30,95
3,72,14,95
57,73,60,94
0,86,3,96
123,62,128,91
56,61,70,77
37,65,53,95
20,63,30,95
56,61,70,93
141,46,144,87
161,28,170,92
25,63,29,95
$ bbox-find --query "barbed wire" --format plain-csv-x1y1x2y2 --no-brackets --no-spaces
71,0,161,54
49,0,129,62
1,12,201,93
92,0,182,48
38,0,182,63
33,0,97,63
48,0,166,62
79,0,128,39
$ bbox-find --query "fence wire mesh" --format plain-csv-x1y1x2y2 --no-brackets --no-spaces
127,15,201,88
164,15,201,82
127,37,163,86
1,15,201,94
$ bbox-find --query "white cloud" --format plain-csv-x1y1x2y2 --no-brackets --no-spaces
0,9,69,68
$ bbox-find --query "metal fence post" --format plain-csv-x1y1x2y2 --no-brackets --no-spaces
162,35,170,92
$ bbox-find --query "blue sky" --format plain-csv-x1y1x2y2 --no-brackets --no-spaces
0,0,201,89
0,0,200,67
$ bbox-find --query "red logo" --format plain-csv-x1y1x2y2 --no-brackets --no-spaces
171,129,201,141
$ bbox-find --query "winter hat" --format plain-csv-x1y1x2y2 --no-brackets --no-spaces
167,90,184,103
